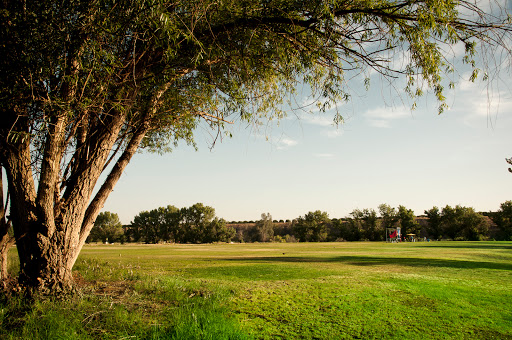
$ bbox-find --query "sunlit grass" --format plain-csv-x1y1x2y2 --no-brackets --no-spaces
2,241,512,339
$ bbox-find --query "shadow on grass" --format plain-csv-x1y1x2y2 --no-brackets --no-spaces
221,255,512,271
422,243,512,250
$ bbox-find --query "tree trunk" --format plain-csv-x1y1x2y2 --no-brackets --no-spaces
0,226,15,283
16,231,76,294
0,82,165,294
2,127,150,294
0,166,16,288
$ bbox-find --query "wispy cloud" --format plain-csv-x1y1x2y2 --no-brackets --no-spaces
365,106,410,120
323,128,344,138
367,119,391,128
364,106,410,128
300,113,334,127
276,137,298,150
452,72,512,127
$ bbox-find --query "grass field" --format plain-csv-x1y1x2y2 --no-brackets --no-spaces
1,241,512,339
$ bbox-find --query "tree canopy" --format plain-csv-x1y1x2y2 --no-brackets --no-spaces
493,201,512,241
0,0,511,292
294,210,330,242
126,203,233,244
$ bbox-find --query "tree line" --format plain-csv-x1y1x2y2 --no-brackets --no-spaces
90,201,512,244
88,203,234,244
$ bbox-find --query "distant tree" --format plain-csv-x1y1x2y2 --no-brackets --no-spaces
506,158,512,173
351,208,381,241
129,209,163,244
204,218,235,243
378,204,399,232
441,205,488,240
273,221,294,240
233,228,246,243
397,205,420,237
254,213,275,242
179,203,216,243
88,212,124,243
331,218,360,241
440,205,462,240
125,215,143,243
161,205,181,242
128,203,232,243
327,218,342,241
491,201,512,241
293,211,330,242
378,204,419,239
425,206,443,240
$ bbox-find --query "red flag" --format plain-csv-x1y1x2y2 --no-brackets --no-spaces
390,230,397,238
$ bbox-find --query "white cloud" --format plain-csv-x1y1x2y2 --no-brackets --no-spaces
301,114,334,127
364,106,411,128
451,71,512,124
458,77,478,92
324,129,344,138
276,137,298,150
365,106,410,120
459,93,512,128
367,119,391,128
441,41,466,59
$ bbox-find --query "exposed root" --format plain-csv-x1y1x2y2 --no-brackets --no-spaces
0,275,23,298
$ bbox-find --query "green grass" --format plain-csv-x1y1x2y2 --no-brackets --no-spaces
2,241,512,339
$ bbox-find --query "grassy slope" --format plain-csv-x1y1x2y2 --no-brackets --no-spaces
2,241,512,339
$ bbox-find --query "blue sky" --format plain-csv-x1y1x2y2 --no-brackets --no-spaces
103,60,512,224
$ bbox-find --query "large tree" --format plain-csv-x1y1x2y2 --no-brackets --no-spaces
0,0,510,293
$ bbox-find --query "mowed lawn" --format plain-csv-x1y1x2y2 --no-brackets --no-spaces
68,241,512,339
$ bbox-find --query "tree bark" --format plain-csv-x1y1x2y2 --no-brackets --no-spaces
0,232,15,283
0,169,16,285
0,110,155,294
0,106,127,293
